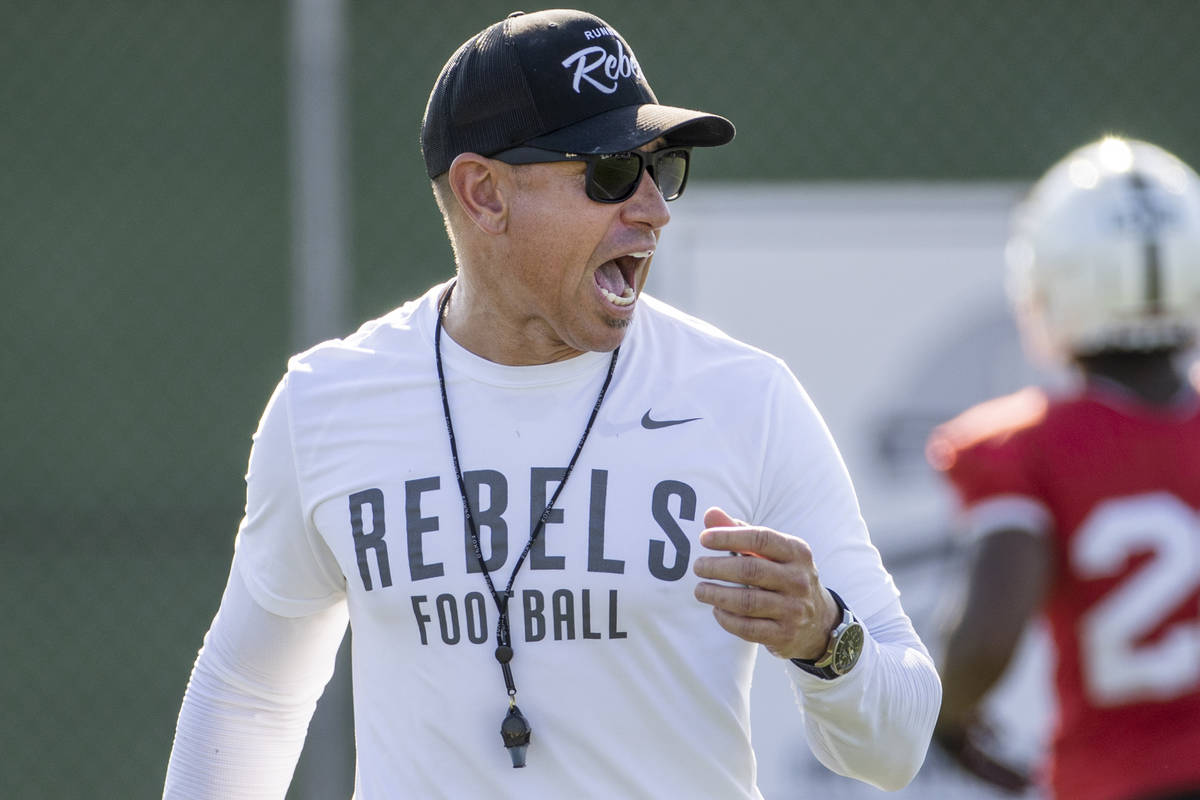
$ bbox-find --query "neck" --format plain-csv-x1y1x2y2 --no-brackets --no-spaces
438,277,585,365
1076,349,1191,406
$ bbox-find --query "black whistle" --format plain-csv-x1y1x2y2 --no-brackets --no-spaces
500,704,531,768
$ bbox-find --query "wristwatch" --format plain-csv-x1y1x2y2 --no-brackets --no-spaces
791,589,864,679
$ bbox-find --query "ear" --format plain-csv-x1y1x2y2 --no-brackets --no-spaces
447,153,509,235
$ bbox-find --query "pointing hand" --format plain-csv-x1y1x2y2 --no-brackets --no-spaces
692,507,839,661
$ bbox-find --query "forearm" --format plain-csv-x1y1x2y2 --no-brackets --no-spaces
790,601,940,792
165,667,318,798
937,622,1019,729
936,526,1048,731
163,565,349,799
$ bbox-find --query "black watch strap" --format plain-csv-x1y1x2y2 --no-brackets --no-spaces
789,659,842,679
791,589,854,680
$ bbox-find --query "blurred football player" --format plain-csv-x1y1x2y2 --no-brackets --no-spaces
927,136,1200,800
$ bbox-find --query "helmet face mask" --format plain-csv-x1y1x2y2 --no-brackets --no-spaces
1007,137,1200,366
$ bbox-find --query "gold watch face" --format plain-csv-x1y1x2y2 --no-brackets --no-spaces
832,623,865,674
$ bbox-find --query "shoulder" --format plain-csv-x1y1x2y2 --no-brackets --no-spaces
927,388,1062,535
628,297,823,453
633,294,792,379
926,387,1051,472
285,286,442,388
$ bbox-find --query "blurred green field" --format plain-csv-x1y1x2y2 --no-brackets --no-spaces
1,550,229,796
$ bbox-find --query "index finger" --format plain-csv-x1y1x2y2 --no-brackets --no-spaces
699,524,806,563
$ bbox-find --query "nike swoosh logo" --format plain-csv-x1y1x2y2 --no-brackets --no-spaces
641,410,701,430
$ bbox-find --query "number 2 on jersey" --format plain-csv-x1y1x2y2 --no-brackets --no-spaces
1073,492,1200,706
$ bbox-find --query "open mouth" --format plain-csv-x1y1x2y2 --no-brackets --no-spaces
594,250,653,307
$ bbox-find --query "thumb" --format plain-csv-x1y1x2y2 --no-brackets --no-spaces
704,506,739,529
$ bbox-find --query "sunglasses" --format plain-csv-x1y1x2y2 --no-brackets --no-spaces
489,146,692,203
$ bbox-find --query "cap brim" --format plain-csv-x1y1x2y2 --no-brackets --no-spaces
523,104,734,154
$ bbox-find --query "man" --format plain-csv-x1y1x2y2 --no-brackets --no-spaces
928,136,1200,800
163,10,938,798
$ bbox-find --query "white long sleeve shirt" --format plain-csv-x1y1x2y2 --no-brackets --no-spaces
164,285,939,798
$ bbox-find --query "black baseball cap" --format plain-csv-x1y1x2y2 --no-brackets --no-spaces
421,9,735,179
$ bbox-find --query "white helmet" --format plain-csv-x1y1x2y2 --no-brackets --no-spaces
1006,136,1200,363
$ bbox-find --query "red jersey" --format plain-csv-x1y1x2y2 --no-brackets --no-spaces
928,383,1200,800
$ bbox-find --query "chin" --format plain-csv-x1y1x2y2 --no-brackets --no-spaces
575,326,627,355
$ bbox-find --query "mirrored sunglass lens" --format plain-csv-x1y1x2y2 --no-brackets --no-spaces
590,155,643,201
654,152,688,199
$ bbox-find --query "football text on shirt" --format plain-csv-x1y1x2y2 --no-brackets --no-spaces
346,468,698,647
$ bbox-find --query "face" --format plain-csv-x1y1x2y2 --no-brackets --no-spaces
489,141,672,363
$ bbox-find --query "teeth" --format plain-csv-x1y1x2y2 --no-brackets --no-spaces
629,250,654,258
601,285,636,306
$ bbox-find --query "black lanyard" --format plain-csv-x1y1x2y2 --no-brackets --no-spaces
433,282,618,767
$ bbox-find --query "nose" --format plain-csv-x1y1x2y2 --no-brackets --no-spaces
622,166,671,231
